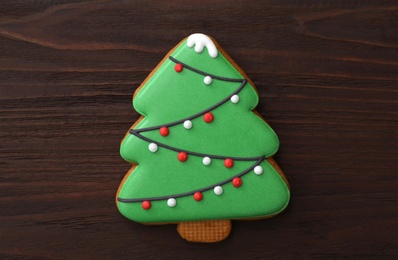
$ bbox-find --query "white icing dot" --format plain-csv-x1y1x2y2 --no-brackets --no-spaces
254,165,263,175
148,143,158,153
231,94,240,104
203,157,211,166
183,120,193,129
167,198,177,207
214,186,223,195
204,76,212,85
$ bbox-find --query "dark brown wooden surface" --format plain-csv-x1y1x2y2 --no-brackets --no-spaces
1,0,397,259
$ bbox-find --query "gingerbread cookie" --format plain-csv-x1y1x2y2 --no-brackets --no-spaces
116,33,290,242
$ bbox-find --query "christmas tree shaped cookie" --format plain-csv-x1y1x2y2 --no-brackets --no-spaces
116,33,290,242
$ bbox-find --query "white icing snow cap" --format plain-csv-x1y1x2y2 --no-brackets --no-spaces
187,33,218,58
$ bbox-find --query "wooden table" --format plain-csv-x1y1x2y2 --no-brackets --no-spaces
1,1,397,258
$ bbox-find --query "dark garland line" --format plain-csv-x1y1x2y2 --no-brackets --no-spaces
130,131,262,161
169,56,244,82
130,56,247,134
117,157,264,203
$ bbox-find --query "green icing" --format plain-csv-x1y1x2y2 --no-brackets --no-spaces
118,159,290,222
118,37,290,223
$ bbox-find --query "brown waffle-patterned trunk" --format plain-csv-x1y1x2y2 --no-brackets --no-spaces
177,220,231,242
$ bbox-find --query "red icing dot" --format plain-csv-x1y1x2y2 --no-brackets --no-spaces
178,152,188,162
142,201,151,210
193,192,203,201
203,112,214,123
159,127,169,137
224,158,234,168
175,63,183,72
232,178,242,188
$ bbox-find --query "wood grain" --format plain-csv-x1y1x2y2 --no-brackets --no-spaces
1,0,397,258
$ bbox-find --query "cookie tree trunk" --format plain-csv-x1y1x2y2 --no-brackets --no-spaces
177,220,231,243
